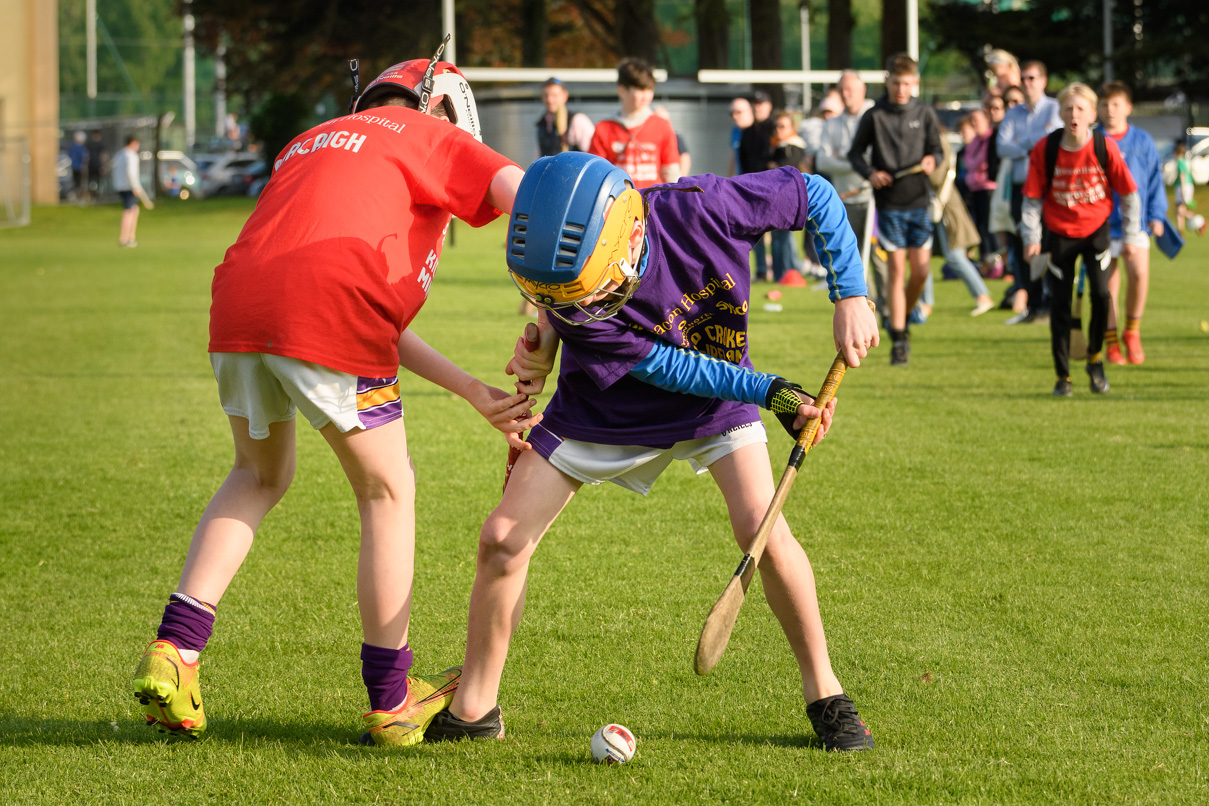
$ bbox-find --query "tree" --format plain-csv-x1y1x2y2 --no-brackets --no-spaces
569,0,661,63
880,0,906,66
827,0,854,69
928,0,1209,96
749,0,785,106
695,0,729,70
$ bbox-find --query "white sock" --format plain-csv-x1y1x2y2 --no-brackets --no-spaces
179,648,200,663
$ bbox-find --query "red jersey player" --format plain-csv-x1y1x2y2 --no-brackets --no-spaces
1021,82,1140,396
133,43,534,746
588,57,680,189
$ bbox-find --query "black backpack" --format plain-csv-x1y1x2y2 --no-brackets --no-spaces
1043,128,1108,196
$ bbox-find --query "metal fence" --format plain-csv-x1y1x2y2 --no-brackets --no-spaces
0,137,31,228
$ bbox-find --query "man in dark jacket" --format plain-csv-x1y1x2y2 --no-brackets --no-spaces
739,91,776,280
848,53,942,366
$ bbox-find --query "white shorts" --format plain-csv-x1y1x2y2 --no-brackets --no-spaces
1109,230,1151,258
543,421,767,496
210,352,402,440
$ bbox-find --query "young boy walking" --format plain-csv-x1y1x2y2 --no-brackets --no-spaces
588,58,680,189
132,50,537,745
1096,81,1167,365
425,151,880,751
1021,83,1140,396
847,53,942,366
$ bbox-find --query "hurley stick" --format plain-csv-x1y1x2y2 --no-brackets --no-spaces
503,322,541,492
694,351,850,676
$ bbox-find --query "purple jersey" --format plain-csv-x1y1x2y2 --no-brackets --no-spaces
539,167,809,447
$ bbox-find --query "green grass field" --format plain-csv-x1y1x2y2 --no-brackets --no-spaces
1,197,1207,804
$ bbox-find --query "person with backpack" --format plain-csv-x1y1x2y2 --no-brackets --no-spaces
1021,83,1140,397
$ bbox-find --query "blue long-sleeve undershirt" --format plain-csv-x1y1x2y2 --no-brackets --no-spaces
628,171,865,401
630,339,777,404
800,171,868,302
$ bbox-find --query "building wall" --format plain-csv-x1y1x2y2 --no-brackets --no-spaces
0,0,59,205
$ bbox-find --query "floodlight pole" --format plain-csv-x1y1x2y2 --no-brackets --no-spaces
443,0,456,65
800,7,811,111
86,0,97,105
183,0,196,151
215,36,227,139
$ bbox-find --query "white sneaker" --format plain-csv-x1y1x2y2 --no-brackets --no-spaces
971,299,995,317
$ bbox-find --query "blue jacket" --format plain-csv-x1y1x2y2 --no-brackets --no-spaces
1097,124,1167,239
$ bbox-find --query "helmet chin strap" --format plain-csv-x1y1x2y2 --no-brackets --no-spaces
418,34,451,115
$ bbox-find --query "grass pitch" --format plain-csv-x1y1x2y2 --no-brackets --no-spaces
1,197,1207,804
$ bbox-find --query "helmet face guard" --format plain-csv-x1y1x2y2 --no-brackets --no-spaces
508,153,646,326
351,50,481,141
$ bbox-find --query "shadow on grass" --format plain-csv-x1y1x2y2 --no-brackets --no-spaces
640,729,820,750
0,715,362,751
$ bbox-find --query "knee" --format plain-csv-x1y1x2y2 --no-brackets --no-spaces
252,459,295,501
477,515,534,576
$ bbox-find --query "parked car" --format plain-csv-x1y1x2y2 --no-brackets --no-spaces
243,161,272,197
197,152,261,197
1162,127,1209,187
156,151,202,200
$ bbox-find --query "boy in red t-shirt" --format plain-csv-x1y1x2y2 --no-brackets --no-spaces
1021,82,1140,396
588,58,680,189
132,51,538,746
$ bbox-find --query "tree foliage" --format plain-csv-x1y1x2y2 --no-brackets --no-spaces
60,0,184,117
928,0,1209,97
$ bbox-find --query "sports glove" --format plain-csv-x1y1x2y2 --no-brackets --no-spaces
765,377,816,440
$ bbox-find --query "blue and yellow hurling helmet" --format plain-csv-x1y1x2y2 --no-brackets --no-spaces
507,152,645,325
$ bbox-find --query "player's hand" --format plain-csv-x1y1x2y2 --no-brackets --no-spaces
793,394,837,446
1023,242,1041,261
920,155,936,175
766,378,832,443
833,295,880,368
1150,220,1165,238
142,198,155,210
505,314,559,395
467,382,543,450
869,170,893,189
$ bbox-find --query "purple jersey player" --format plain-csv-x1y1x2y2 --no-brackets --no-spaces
425,153,880,751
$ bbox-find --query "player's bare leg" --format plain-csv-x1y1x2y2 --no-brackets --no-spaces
177,416,296,604
120,206,140,245
886,249,908,332
321,417,416,650
451,449,581,722
709,442,843,705
904,245,932,316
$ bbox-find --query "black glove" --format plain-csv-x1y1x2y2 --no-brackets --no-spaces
765,377,815,440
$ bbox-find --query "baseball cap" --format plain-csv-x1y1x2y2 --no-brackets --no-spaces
752,90,772,105
543,77,564,87
819,95,843,114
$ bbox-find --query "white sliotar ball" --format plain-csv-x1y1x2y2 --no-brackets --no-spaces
1192,214,1206,231
590,723,636,764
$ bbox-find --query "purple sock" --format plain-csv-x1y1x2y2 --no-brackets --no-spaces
361,643,413,712
156,592,217,652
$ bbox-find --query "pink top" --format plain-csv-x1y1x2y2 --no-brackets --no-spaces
962,133,996,192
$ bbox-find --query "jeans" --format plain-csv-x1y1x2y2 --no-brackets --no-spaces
770,230,800,281
933,221,990,300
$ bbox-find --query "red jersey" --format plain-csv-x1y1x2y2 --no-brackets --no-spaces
1022,133,1136,239
588,114,679,189
209,106,515,377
